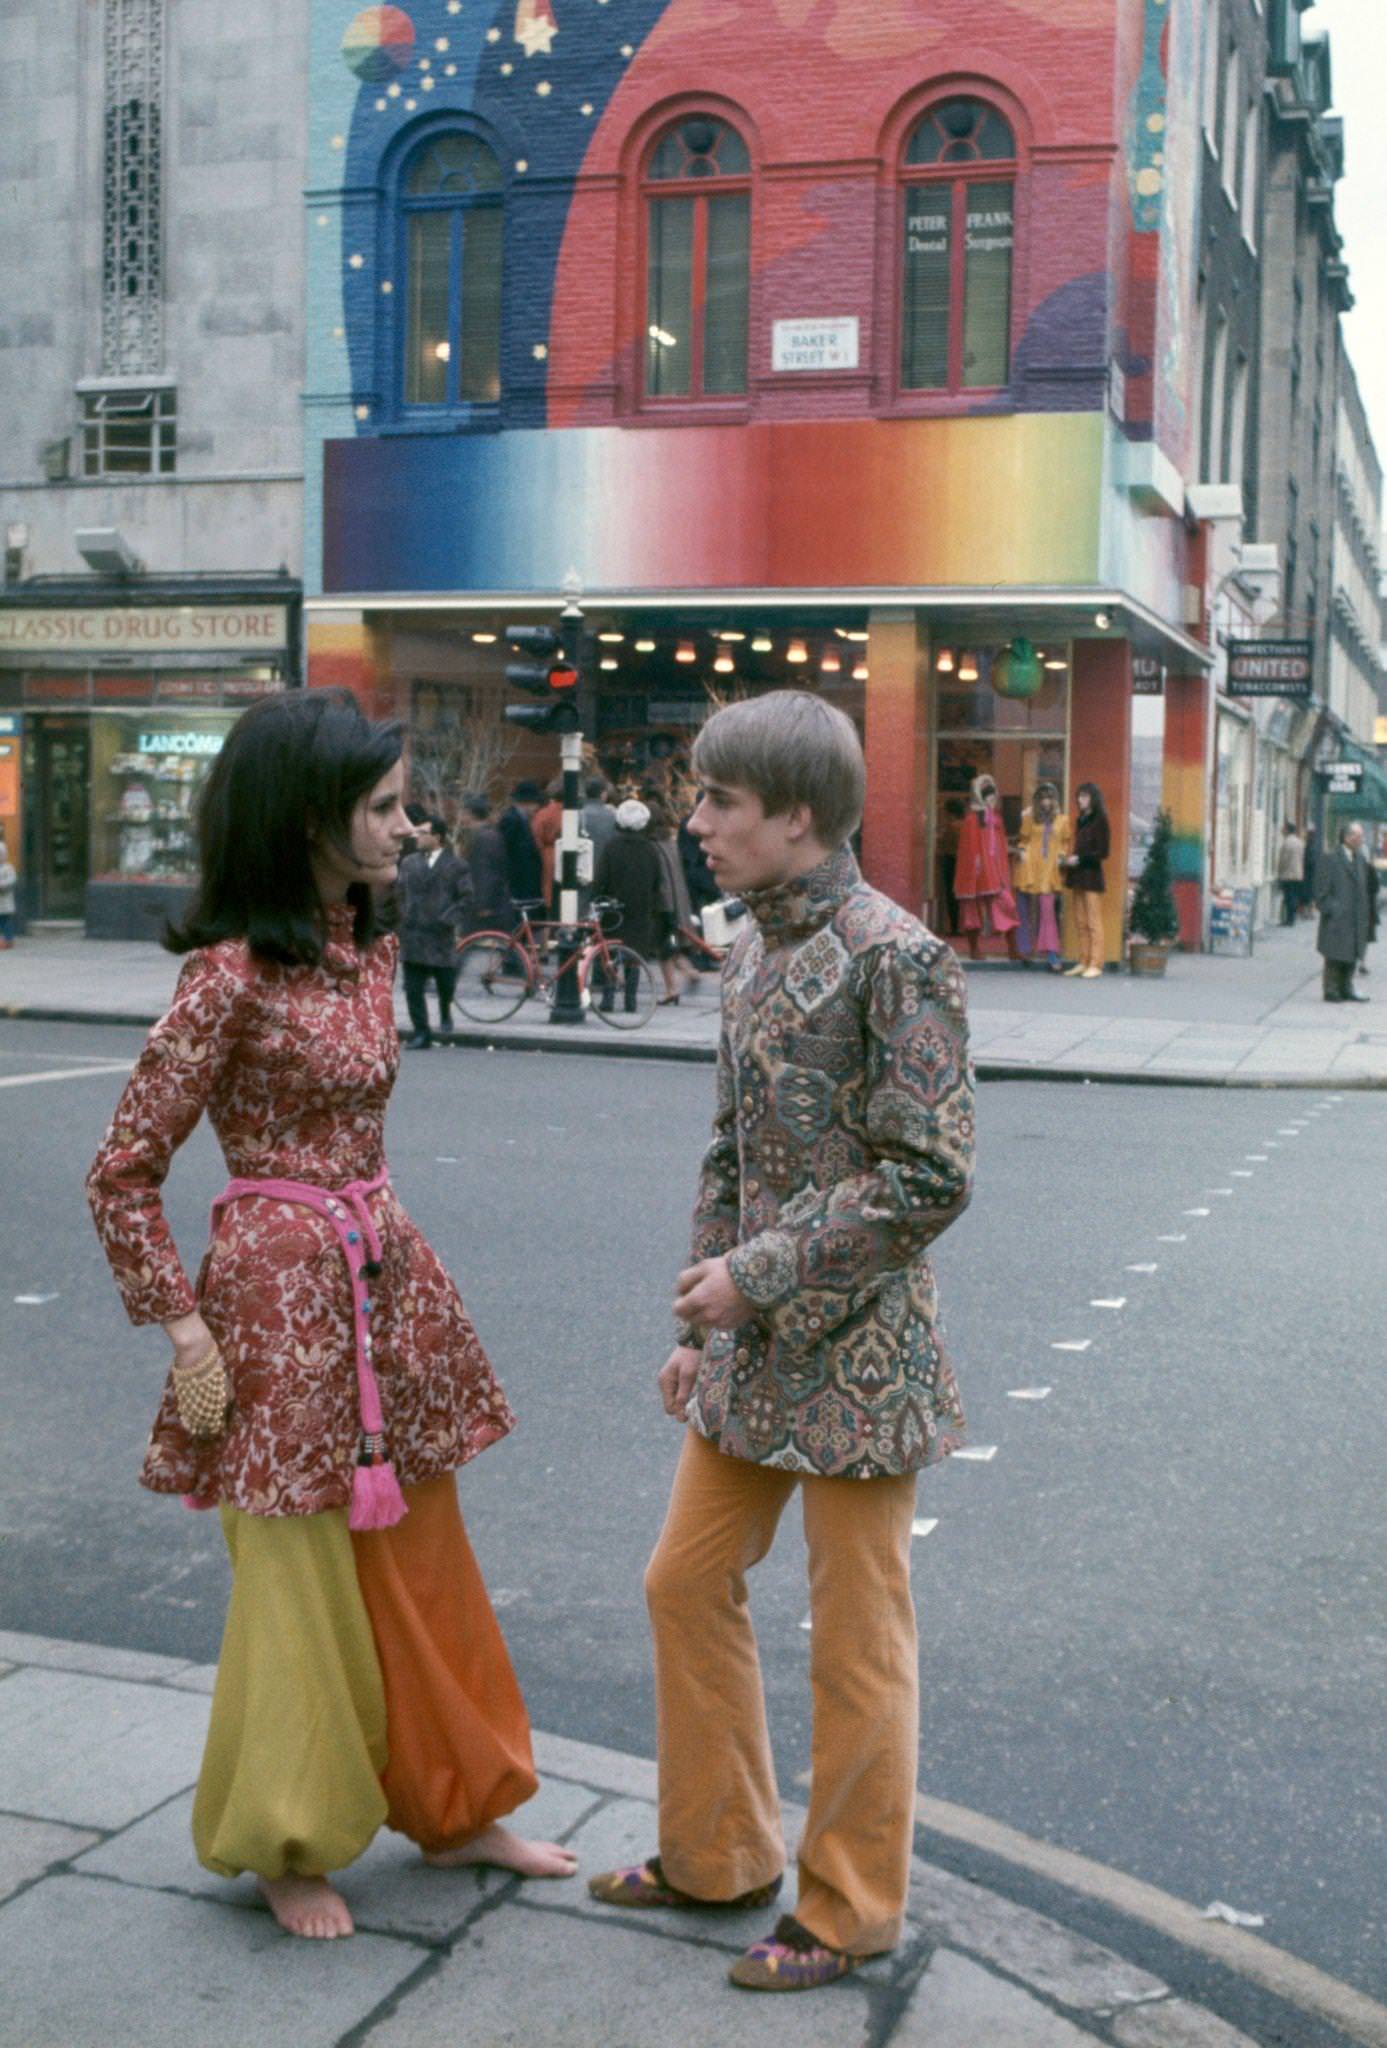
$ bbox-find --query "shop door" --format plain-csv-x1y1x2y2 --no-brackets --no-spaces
34,719,90,919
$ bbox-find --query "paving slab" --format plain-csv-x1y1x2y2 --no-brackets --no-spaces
0,1873,424,2048
0,1814,100,1905
365,1899,874,2048
906,1861,1167,2015
1110,1995,1263,2048
0,1667,206,1830
0,1628,192,1684
895,1948,1099,2046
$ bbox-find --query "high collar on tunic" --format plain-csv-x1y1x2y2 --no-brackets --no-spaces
740,846,859,948
322,898,362,980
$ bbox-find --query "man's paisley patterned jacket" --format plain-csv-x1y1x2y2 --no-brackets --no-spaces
682,847,974,1479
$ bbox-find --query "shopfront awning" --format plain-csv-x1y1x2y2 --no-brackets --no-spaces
1323,732,1387,821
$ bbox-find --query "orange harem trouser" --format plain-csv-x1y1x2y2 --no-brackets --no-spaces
193,1475,537,1879
645,1430,919,1956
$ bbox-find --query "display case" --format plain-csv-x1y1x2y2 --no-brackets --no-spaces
86,709,235,936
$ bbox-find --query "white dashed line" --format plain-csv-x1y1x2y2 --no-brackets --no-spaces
1090,1298,1127,1310
1157,1233,1188,1242
800,1614,813,1631
1051,1339,1092,1353
1231,1170,1254,1178
1184,1208,1211,1217
14,1292,60,1305
1006,1387,1052,1402
1127,1263,1159,1273
1246,1154,1269,1162
1276,1129,1301,1138
1206,1188,1235,1197
911,1517,939,1538
952,1445,998,1461
0,1062,131,1090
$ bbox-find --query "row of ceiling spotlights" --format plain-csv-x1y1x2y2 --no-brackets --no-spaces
467,625,872,677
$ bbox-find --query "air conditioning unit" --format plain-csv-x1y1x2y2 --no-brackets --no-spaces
41,437,70,482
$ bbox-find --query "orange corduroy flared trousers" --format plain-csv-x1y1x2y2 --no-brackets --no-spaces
645,1429,918,1956
1072,888,1106,972
194,1474,537,1879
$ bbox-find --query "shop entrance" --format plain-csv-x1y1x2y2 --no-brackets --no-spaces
30,718,89,920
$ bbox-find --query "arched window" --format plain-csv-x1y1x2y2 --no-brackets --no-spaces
401,132,503,408
643,116,750,401
900,98,1016,393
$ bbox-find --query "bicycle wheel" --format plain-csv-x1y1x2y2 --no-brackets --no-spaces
588,942,659,1030
453,933,532,1022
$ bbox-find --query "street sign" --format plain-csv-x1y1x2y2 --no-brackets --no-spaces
1322,760,1363,796
1226,638,1312,699
771,317,859,373
1132,655,1165,695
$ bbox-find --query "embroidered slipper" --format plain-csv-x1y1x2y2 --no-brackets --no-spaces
728,1914,858,1992
587,1855,782,1913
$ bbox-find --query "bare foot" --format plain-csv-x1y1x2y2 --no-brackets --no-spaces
423,1822,578,1880
257,1874,354,1939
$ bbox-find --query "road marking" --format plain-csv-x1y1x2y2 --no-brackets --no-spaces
0,1062,131,1090
911,1517,939,1538
1157,1233,1187,1242
1246,1154,1269,1162
1090,1297,1126,1309
435,1156,459,1163
1127,1263,1159,1273
1051,1339,1091,1353
1263,1140,1281,1147
1276,1129,1301,1137
1206,1188,1235,1196
952,1445,998,1461
1006,1387,1052,1401
799,1614,813,1631
14,1291,60,1305
912,1793,1387,2048
1183,1207,1211,1217
1231,1169,1254,1178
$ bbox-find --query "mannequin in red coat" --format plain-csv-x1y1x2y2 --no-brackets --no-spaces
954,775,1019,960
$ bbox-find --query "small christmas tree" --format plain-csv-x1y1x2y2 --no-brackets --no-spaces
1129,807,1180,945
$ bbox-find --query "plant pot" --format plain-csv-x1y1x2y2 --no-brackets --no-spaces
1128,938,1170,977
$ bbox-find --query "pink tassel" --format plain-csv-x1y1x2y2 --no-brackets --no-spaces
350,1458,408,1531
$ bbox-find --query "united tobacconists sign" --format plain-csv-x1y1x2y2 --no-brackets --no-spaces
1225,638,1313,699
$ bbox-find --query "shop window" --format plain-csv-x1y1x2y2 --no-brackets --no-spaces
81,386,176,477
401,131,504,409
643,116,751,401
900,99,1016,395
91,713,232,884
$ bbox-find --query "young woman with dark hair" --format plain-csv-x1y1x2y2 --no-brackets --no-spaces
1062,781,1110,978
87,689,574,1941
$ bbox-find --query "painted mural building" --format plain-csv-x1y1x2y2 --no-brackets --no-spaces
305,0,1235,962
0,0,305,936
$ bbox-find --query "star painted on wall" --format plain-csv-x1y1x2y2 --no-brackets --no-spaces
514,0,557,56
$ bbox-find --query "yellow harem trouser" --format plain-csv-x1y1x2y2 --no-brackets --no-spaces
645,1430,918,1956
193,1475,538,1880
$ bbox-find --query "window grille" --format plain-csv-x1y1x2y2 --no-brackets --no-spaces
102,0,164,376
81,388,177,477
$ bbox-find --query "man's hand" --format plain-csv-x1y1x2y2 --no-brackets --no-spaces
658,1345,703,1423
674,1256,755,1337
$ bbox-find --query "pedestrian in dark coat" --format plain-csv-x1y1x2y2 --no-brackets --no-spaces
497,781,544,905
460,794,515,933
396,813,474,1047
1314,822,1371,1002
594,800,668,1012
1061,782,1110,977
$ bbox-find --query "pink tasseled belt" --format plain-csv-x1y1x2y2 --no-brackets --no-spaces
206,1165,407,1530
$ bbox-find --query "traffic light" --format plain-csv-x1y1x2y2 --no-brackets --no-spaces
504,623,581,733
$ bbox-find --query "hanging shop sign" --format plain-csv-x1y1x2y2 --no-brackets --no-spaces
0,604,289,662
771,318,860,373
1132,655,1165,695
1321,760,1363,796
1225,638,1312,699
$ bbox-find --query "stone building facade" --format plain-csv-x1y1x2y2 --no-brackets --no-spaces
0,0,307,933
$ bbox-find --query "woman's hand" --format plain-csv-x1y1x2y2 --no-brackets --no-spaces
164,1309,215,1371
164,1311,231,1440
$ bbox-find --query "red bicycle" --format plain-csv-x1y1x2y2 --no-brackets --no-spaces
453,899,659,1030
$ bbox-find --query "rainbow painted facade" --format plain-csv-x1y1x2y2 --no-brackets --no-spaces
306,0,1214,954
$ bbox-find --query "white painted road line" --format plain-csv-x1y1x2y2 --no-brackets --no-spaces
1246,1154,1269,1162
911,1517,939,1538
1231,1169,1254,1178
1157,1233,1188,1242
1090,1297,1126,1309
1127,1263,1159,1273
1183,1207,1211,1217
1006,1387,1052,1402
1051,1339,1092,1353
952,1445,998,1461
1206,1187,1235,1196
0,1062,131,1090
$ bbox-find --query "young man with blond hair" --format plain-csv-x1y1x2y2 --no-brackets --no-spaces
589,691,975,1991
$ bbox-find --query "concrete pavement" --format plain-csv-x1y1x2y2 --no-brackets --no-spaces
0,1624,1336,2048
4,917,1387,1084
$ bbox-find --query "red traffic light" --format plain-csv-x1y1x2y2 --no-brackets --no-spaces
548,664,578,692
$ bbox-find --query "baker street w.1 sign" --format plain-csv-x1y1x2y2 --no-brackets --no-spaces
1226,638,1312,699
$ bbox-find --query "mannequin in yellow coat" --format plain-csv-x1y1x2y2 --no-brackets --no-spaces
1012,782,1071,969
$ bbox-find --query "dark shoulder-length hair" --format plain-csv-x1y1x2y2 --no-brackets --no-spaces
1075,781,1108,826
166,688,403,965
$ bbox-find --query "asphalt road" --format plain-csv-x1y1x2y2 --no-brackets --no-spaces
1,1019,1383,2013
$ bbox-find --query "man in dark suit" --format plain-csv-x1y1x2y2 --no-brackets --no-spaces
497,780,545,907
1314,821,1371,1004
397,812,474,1047
461,793,515,932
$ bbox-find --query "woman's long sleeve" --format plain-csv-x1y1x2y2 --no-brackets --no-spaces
86,946,249,1327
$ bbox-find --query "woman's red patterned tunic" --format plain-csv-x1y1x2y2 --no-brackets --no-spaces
86,902,515,1516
